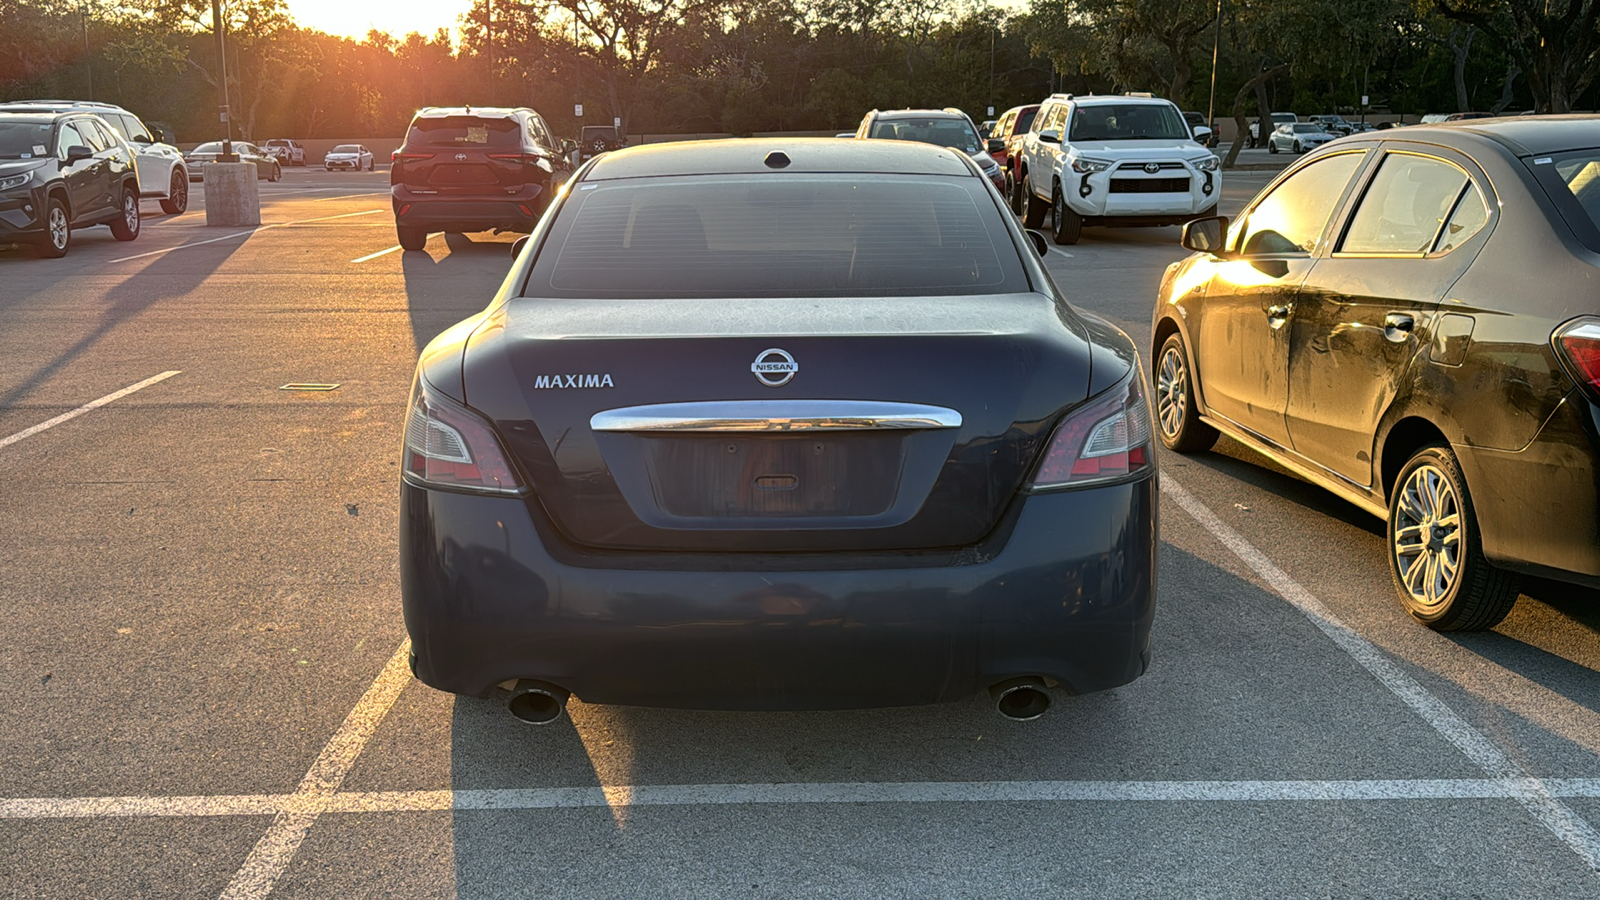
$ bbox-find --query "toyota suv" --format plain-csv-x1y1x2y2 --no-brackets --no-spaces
390,106,576,252
1015,93,1220,245
0,100,189,214
0,110,143,257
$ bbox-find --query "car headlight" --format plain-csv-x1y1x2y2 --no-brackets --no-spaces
1194,156,1221,172
0,170,32,191
1070,157,1112,174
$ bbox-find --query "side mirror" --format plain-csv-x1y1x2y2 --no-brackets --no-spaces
1191,126,1211,142
561,139,578,153
986,138,1005,154
1037,130,1061,144
132,134,153,144
1024,229,1050,257
511,235,530,259
1181,216,1230,255
66,145,94,162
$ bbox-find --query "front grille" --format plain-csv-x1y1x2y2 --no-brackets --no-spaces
1114,161,1185,171
1109,177,1190,193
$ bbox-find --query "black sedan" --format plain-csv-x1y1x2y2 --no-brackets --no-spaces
185,141,281,181
1152,116,1600,631
401,139,1157,722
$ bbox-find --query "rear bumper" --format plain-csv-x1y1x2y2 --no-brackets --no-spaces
401,478,1157,709
1465,389,1600,586
392,185,545,233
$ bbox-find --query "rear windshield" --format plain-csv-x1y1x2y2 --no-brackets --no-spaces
1541,150,1600,246
407,117,519,148
526,175,1026,299
868,118,982,155
265,140,290,147
193,142,224,153
0,121,53,159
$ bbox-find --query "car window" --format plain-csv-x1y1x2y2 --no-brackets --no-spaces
530,175,1027,299
58,121,91,156
1068,103,1188,141
1016,108,1038,134
1340,153,1470,254
76,119,111,151
1548,152,1600,234
408,116,520,148
869,118,981,155
1434,184,1489,253
1235,151,1365,255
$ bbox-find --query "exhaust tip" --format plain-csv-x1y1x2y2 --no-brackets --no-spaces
990,677,1051,721
506,679,570,725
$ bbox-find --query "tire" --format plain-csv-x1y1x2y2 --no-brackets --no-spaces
1268,141,1278,154
109,186,140,242
36,195,70,258
1154,333,1218,453
1049,184,1081,245
1021,174,1047,229
159,169,188,214
1387,444,1519,631
269,163,282,182
1293,141,1303,153
397,225,429,251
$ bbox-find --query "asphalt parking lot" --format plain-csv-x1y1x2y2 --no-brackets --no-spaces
3,162,1600,898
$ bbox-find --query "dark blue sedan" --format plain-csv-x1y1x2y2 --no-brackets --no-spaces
400,139,1156,723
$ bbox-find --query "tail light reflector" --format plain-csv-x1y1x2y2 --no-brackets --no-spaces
403,381,524,495
1029,368,1155,490
489,153,544,165
1555,317,1600,400
392,151,435,164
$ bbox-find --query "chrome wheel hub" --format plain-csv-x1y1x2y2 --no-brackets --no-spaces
124,195,138,230
1155,346,1187,438
1392,464,1462,607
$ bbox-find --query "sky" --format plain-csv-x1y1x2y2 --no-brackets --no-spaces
283,0,476,41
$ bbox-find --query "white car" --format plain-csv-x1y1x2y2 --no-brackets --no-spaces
0,99,189,214
324,144,374,171
1015,92,1221,245
263,139,306,166
1268,122,1339,154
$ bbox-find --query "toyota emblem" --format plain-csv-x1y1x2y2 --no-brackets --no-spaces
1144,162,1160,174
456,153,468,161
751,348,798,387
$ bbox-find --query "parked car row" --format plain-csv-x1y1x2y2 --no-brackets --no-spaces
0,106,153,257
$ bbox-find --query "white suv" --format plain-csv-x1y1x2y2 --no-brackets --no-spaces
1016,93,1220,244
0,100,189,214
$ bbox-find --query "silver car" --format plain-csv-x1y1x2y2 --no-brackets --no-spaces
1268,122,1339,154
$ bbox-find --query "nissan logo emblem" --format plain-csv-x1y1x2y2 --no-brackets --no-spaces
751,348,797,387
1144,162,1160,174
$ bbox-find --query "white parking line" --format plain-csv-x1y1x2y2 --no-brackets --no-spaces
314,192,387,202
351,245,402,263
218,639,412,900
10,777,1600,821
1161,474,1600,871
1050,247,1075,258
0,371,181,451
107,210,383,263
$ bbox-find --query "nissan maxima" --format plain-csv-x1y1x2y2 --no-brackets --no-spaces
401,139,1156,723
1152,117,1600,631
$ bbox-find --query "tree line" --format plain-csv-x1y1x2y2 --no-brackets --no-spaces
2,0,1595,146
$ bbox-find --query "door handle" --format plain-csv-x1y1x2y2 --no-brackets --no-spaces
1384,313,1414,342
1266,304,1291,329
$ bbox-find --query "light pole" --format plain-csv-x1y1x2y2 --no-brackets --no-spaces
211,0,235,160
82,0,93,99
1207,0,1222,130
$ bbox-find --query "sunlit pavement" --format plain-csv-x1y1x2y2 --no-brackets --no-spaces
3,166,1600,897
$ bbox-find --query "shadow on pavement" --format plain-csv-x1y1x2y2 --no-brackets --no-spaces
0,229,248,407
401,232,518,355
1170,437,1384,538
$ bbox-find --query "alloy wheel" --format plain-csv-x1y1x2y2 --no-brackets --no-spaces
1155,345,1188,438
48,207,67,250
124,194,138,231
1391,464,1462,608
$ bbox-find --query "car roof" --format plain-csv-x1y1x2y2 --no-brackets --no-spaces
583,138,975,180
0,111,62,124
412,106,528,120
1411,115,1600,156
872,109,969,120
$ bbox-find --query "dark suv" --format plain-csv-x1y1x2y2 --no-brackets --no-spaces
0,110,141,258
578,125,625,162
390,106,575,252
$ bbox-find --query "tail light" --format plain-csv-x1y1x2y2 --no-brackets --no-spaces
403,380,524,495
489,152,545,165
1555,317,1600,401
391,151,435,164
1028,368,1155,490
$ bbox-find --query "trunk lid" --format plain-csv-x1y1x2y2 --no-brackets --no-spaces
461,294,1095,552
394,115,527,192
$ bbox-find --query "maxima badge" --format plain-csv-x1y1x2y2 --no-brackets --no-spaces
751,348,798,387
